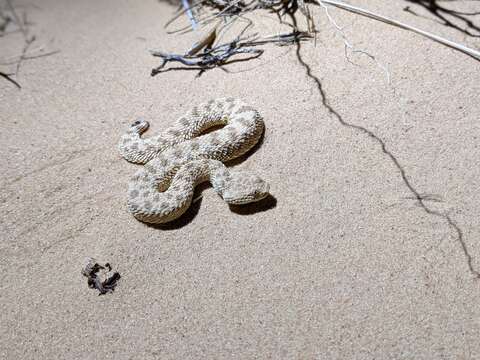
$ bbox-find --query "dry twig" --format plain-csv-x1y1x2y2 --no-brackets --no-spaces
151,30,311,76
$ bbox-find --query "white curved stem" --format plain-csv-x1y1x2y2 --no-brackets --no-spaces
317,0,480,60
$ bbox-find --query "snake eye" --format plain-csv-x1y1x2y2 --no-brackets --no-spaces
132,120,141,126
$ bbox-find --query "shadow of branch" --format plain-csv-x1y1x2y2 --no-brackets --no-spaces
404,0,480,37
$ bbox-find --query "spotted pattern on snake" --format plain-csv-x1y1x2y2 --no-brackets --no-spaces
118,98,270,224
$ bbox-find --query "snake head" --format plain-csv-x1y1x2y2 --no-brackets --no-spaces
221,172,270,205
129,118,149,134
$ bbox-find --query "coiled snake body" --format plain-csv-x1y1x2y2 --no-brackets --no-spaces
119,98,269,224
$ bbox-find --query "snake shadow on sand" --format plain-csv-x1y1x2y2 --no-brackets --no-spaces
146,130,277,231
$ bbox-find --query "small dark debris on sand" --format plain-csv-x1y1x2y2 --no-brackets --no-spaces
81,257,121,295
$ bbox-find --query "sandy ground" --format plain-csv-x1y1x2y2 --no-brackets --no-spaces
1,0,480,358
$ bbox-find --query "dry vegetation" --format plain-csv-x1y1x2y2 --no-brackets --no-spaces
150,0,479,76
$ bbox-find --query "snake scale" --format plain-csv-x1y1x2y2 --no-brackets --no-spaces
118,98,270,224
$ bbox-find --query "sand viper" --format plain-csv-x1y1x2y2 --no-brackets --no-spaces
118,98,270,224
